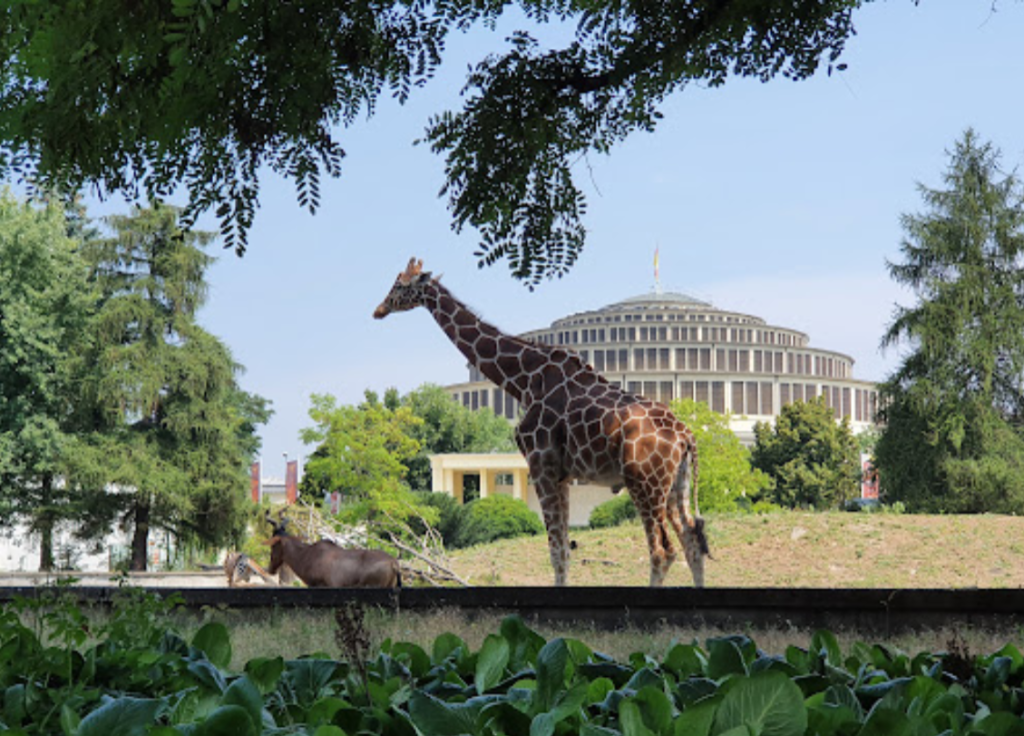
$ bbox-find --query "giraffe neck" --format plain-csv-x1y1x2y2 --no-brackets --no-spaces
423,282,545,402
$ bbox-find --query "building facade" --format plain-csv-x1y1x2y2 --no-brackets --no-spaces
442,290,879,444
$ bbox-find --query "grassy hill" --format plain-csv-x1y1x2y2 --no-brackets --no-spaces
445,510,1024,588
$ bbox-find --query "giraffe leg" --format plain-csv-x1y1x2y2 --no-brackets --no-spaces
629,483,674,587
535,479,571,586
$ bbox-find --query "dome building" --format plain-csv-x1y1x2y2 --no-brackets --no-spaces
442,288,879,444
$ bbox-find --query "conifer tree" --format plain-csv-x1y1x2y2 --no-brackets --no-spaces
876,130,1024,512
73,203,269,570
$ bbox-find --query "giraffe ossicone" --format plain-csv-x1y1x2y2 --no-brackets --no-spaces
375,257,709,587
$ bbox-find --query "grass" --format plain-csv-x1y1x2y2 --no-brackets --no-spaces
182,605,1024,673
443,510,1024,588
163,510,1024,669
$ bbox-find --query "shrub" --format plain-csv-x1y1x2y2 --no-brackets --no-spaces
589,492,637,529
413,491,464,547
453,494,544,548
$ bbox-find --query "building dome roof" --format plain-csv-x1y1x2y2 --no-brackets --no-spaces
601,290,712,310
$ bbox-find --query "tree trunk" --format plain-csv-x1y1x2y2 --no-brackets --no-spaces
130,501,150,571
38,520,54,572
38,474,55,572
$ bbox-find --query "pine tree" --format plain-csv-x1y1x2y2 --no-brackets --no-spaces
876,130,1024,512
73,203,269,570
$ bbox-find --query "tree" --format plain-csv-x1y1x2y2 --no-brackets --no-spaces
750,397,860,509
401,383,516,492
0,190,95,570
670,398,769,512
70,203,268,570
0,1,861,283
299,391,430,530
875,130,1024,513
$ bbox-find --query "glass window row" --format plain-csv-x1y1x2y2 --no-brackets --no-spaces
576,348,849,378
536,324,806,348
456,380,878,424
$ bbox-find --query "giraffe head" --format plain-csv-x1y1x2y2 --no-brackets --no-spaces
373,257,435,319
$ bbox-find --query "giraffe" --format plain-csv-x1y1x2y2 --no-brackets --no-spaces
374,258,709,587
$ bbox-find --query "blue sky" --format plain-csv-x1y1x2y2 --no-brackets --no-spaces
164,1,1024,479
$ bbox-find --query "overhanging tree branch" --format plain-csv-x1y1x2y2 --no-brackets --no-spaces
1,0,862,283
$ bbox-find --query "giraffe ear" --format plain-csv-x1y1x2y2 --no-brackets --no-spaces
432,273,443,283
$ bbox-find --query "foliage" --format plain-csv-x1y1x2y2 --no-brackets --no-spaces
5,589,1024,736
588,492,637,529
1,1,862,283
751,397,861,509
401,383,516,492
412,490,464,548
0,189,95,570
300,390,433,531
453,494,544,549
876,130,1024,513
671,398,771,512
67,203,268,569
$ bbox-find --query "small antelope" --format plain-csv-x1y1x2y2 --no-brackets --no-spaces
223,552,278,587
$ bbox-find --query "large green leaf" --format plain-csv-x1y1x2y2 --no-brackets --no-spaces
408,691,483,736
432,632,468,666
60,703,80,736
388,641,432,679
222,676,264,735
312,726,347,736
476,634,511,695
707,639,749,681
77,697,161,736
281,659,343,709
534,639,569,714
192,623,232,671
810,630,843,670
626,685,674,736
805,702,860,736
4,684,26,726
664,643,706,679
712,671,807,736
619,700,655,736
500,616,546,672
971,710,1024,736
189,659,228,693
674,699,717,736
856,706,915,736
244,656,285,695
194,704,258,736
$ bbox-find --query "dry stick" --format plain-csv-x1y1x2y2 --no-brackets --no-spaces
289,500,471,587
381,530,472,587
373,507,472,587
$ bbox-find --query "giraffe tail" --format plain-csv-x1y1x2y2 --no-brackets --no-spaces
675,443,711,558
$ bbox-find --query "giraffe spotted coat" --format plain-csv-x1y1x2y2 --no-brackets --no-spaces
375,258,708,587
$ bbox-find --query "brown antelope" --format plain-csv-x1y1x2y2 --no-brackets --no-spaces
264,511,401,588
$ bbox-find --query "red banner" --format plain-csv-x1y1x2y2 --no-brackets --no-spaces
285,460,298,504
250,462,260,503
